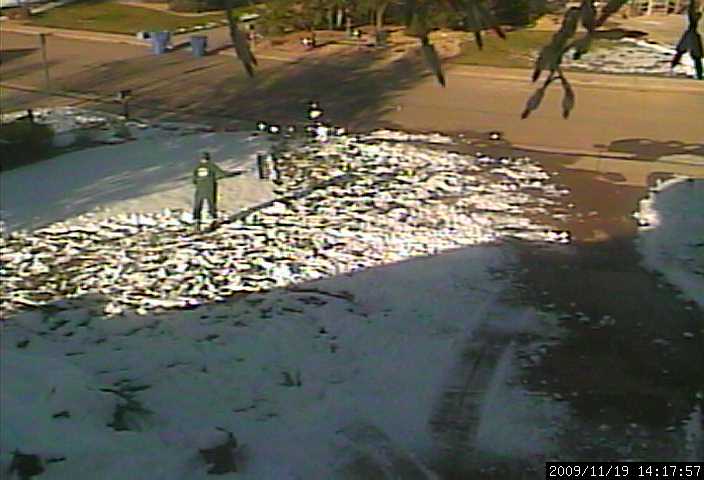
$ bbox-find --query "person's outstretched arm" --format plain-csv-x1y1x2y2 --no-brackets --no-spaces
210,161,228,179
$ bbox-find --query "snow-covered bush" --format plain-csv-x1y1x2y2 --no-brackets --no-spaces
0,118,54,170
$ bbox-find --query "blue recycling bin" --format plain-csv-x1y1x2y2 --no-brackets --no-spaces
150,31,171,55
190,35,208,57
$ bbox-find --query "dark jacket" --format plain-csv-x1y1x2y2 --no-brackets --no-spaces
193,160,227,196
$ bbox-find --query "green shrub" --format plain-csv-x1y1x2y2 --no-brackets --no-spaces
492,0,532,26
404,14,428,38
168,0,249,12
259,0,297,36
0,119,55,171
169,0,218,12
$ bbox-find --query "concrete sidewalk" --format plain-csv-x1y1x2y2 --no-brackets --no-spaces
1,22,303,62
447,64,704,94
1,22,150,46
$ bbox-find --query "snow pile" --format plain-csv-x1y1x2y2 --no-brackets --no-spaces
0,107,223,150
363,129,454,144
634,177,704,307
0,107,114,135
1,133,571,314
560,39,696,78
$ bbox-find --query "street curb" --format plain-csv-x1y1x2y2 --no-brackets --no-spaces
216,50,297,63
510,143,703,170
1,25,149,46
3,25,302,62
448,65,704,94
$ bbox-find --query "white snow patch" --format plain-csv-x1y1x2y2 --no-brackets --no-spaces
363,129,454,144
559,38,698,78
474,341,568,458
0,246,533,479
635,177,704,307
0,130,272,231
1,119,571,313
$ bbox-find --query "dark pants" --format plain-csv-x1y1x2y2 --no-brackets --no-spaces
193,191,216,222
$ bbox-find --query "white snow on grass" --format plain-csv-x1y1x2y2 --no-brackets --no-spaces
474,341,569,459
635,177,704,307
1,245,561,479
0,129,273,232
0,107,122,135
560,38,697,78
1,124,573,314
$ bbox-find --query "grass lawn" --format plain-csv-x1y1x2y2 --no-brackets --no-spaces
450,29,617,69
27,1,252,34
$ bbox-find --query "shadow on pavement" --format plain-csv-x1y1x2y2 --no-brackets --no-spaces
181,49,429,130
431,237,702,480
515,237,703,457
31,44,430,132
0,47,39,63
597,139,704,161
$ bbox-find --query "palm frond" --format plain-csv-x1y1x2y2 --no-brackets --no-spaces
421,35,446,86
225,0,257,77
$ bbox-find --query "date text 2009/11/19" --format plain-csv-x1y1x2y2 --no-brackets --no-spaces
546,462,703,479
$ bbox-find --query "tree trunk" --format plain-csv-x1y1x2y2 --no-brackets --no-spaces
336,7,344,28
328,8,334,30
375,2,388,33
224,1,236,44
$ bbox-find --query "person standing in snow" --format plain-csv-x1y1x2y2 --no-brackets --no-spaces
192,152,227,230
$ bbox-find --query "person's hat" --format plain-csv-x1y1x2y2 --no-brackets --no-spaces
201,152,211,160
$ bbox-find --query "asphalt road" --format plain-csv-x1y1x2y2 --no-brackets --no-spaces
1,31,148,90
3,30,702,158
377,63,704,154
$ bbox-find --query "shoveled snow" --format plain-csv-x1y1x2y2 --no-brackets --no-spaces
1,107,120,135
363,129,454,144
635,177,704,308
474,341,569,459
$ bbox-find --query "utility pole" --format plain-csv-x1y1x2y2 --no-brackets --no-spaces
117,90,132,120
38,33,51,92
